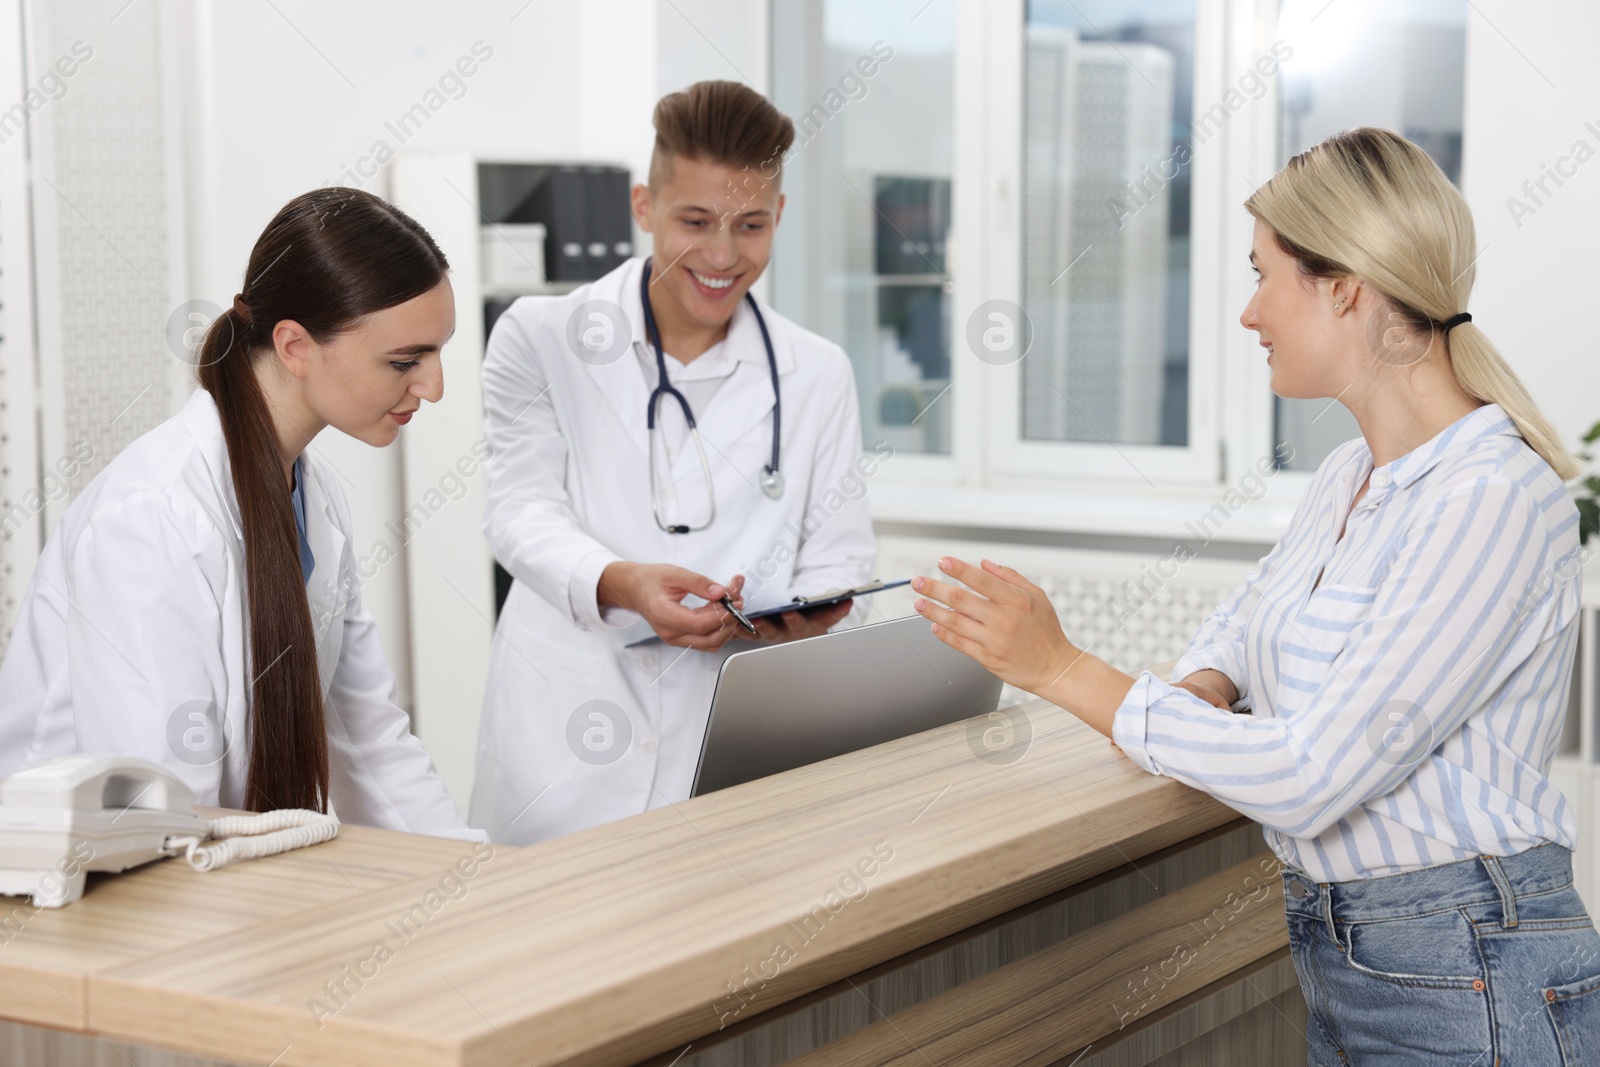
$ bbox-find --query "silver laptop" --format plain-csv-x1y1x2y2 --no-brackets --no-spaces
691,613,1004,795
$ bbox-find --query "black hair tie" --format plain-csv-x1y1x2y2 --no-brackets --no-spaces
1441,312,1471,334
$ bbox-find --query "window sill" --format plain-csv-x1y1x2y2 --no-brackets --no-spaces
867,479,1301,546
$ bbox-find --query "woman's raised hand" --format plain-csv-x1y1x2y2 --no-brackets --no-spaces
911,556,1079,695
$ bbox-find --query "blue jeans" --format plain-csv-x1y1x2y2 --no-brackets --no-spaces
1282,843,1600,1065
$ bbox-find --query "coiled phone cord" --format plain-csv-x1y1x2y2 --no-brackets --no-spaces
167,809,340,872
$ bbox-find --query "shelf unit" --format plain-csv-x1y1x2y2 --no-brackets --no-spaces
388,152,631,806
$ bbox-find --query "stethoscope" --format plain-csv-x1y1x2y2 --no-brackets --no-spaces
640,256,783,534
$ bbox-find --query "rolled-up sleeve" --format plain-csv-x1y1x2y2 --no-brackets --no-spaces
1113,670,1189,776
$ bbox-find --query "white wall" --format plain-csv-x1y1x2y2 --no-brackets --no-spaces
191,0,770,301
1461,0,1600,453
657,0,768,99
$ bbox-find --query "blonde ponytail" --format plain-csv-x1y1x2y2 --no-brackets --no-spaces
1447,323,1579,479
1246,128,1579,481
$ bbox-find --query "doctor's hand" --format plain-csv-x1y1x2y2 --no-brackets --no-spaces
599,563,748,651
742,598,854,645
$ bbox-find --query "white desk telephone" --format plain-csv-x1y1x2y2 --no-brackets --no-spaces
0,755,340,908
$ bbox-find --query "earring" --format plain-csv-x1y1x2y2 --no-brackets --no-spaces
1333,301,1343,312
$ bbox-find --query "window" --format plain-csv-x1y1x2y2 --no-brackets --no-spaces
770,0,956,457
770,0,1470,500
1022,0,1196,450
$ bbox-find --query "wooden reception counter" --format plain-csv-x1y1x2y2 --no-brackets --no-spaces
0,694,1303,1066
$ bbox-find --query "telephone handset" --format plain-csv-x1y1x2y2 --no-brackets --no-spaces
0,755,339,908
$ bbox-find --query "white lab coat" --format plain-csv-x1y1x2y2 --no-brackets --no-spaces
0,389,480,841
473,256,878,844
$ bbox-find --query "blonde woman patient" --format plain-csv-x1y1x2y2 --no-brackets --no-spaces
915,129,1600,1063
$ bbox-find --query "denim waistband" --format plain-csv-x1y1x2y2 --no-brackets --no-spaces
1280,842,1574,927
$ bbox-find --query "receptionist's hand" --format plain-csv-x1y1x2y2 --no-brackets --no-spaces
742,598,854,644
912,556,1081,696
601,563,748,651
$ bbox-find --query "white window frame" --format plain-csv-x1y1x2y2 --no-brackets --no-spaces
776,0,1329,522
971,0,1225,488
1227,0,1307,493
0,1,41,649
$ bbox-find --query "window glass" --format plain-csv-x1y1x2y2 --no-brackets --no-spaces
1022,0,1197,448
1273,0,1467,471
770,0,956,454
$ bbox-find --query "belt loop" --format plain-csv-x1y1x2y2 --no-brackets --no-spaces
1320,882,1340,946
1480,854,1518,928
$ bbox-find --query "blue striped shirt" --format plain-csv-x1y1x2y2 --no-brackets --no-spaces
1112,403,1583,882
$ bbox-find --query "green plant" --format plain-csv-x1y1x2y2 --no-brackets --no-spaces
1575,419,1600,545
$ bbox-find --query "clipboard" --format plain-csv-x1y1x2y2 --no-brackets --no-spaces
624,579,911,648
743,578,911,620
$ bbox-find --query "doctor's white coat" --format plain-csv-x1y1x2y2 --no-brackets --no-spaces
0,389,479,841
472,257,879,844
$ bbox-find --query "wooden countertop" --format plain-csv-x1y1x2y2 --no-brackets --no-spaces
3,695,1252,1067
1,819,473,1036
0,816,472,1034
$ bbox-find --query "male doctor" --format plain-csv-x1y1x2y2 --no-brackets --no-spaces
472,80,880,844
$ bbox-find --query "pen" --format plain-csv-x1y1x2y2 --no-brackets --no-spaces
719,593,758,635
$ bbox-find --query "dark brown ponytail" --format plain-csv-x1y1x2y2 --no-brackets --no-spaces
195,188,448,812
